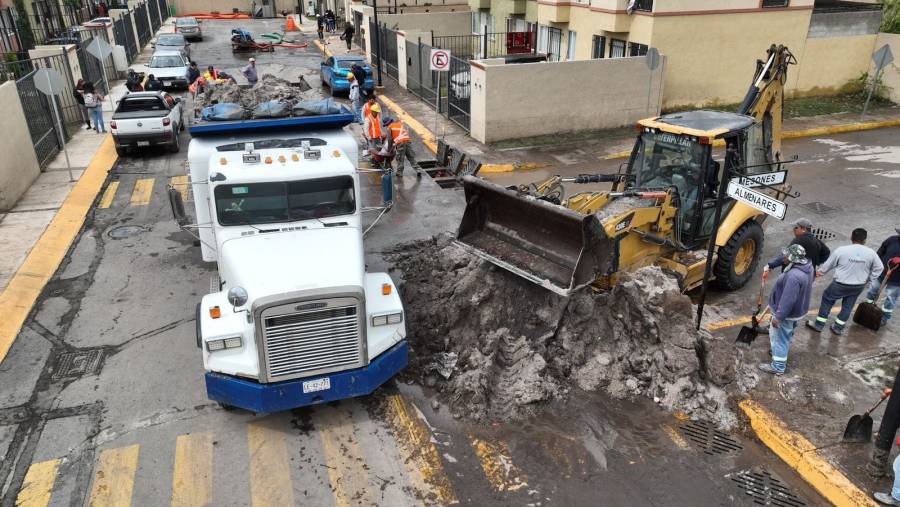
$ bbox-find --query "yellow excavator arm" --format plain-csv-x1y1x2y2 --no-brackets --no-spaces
736,44,795,162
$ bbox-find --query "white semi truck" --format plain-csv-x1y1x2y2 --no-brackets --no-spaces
174,111,408,412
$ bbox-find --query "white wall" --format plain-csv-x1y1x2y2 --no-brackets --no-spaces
0,82,41,211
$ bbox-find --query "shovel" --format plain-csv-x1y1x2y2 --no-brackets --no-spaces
842,393,890,443
737,271,769,344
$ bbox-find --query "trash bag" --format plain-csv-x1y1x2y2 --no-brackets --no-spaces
200,103,244,121
292,98,340,116
252,100,291,119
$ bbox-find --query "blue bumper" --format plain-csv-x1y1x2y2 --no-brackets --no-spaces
331,76,375,92
205,340,408,413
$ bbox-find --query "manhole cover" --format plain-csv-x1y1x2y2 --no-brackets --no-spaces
52,349,104,380
800,201,842,215
845,351,900,389
108,225,145,239
679,420,742,455
808,226,837,241
727,467,806,507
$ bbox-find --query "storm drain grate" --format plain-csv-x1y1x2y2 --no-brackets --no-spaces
52,349,104,380
800,201,842,215
808,226,837,241
679,420,743,455
727,467,806,507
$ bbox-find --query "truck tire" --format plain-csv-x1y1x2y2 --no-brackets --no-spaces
168,129,180,153
195,302,202,348
713,220,764,291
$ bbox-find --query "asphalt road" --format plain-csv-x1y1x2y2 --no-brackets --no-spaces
1,19,880,506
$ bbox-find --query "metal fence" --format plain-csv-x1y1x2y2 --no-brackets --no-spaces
434,31,535,60
371,22,398,80
446,55,469,131
134,2,151,47
149,0,161,32
114,12,138,62
0,7,23,54
159,0,169,21
16,70,63,168
76,28,115,93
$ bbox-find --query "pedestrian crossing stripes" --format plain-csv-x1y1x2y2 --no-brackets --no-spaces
171,432,213,507
88,444,140,506
96,177,193,210
98,182,119,209
15,458,59,507
129,179,155,206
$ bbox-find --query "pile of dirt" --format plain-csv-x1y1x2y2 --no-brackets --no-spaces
192,74,319,116
387,234,757,429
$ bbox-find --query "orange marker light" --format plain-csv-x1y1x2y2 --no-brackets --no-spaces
333,150,341,158
278,155,286,163
219,157,227,165
291,153,300,161
264,156,272,164
382,283,392,295
210,306,221,319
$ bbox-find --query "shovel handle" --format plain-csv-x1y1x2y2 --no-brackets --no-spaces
866,394,889,416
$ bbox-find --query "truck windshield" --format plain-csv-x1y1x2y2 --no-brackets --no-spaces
117,97,166,112
215,176,355,226
629,131,706,191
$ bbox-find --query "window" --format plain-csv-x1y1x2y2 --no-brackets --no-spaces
117,97,166,112
215,176,356,226
761,0,789,7
633,0,653,11
567,30,577,60
591,35,605,58
538,26,562,62
609,38,626,58
628,42,649,57
163,95,175,108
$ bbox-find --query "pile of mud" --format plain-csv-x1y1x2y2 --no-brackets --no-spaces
388,234,757,429
193,74,319,116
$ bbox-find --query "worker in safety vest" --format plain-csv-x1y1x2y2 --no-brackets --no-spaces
363,102,385,150
386,118,419,178
203,65,235,84
188,76,208,97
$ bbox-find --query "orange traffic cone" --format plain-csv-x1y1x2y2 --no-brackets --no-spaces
285,15,299,32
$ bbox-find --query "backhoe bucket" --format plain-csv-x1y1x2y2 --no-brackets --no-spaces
455,176,614,296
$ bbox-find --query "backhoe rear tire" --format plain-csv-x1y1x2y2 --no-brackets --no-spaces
713,220,764,291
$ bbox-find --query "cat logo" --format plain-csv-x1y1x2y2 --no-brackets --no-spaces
614,213,634,233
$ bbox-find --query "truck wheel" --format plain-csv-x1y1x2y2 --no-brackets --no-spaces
713,220,764,291
179,116,185,132
195,302,202,348
115,145,127,157
168,129,180,153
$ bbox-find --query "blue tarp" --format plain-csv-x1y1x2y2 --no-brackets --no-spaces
200,103,244,121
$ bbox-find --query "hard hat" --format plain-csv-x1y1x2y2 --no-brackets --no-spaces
249,57,255,62
346,73,355,80
371,103,381,113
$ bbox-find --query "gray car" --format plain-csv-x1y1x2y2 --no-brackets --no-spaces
175,17,202,41
152,33,191,59
147,50,191,89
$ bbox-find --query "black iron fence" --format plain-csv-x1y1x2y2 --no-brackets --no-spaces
15,70,64,168
446,55,469,131
371,21,398,79
159,0,169,21
149,0,161,32
0,7,23,54
76,28,115,93
114,12,138,62
434,31,536,60
134,2,151,47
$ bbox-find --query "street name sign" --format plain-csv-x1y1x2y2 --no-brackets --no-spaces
730,170,787,189
726,180,787,220
430,49,450,72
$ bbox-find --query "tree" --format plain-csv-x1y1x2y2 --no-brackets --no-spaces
883,0,900,33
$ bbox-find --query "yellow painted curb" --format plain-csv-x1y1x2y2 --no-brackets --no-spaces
739,399,878,507
0,136,118,363
313,39,333,58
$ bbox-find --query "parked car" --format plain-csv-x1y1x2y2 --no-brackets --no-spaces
146,50,191,89
152,33,191,59
320,56,374,96
449,72,470,100
110,91,184,155
82,17,111,28
174,17,202,41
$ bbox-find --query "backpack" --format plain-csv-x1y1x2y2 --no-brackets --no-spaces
84,93,98,108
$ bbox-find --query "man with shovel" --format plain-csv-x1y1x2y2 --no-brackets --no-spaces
759,244,815,375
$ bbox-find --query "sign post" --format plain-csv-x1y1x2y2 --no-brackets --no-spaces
86,38,113,112
34,68,75,182
430,48,450,141
863,44,894,118
645,48,660,112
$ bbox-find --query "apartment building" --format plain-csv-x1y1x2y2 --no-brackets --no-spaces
468,0,885,107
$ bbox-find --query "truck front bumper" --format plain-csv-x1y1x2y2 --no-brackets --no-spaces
205,340,408,413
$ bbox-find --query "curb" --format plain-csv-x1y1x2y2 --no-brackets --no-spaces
0,136,118,364
739,400,878,507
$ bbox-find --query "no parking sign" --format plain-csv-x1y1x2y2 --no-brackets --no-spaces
430,49,450,72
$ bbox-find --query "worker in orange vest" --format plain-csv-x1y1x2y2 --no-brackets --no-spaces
386,118,419,178
363,102,386,151
362,95,377,121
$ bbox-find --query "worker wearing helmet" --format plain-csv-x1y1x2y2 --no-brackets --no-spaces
347,74,362,124
386,117,419,178
363,102,385,150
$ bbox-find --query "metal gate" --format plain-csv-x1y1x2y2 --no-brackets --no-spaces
149,0,161,32
353,12,363,51
15,70,64,169
378,23,398,80
159,0,169,21
405,38,437,107
134,3,151,47
446,55,469,131
117,12,138,62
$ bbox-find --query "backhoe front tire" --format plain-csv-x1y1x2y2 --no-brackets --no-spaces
713,220,764,291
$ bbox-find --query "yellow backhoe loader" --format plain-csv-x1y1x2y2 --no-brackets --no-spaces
457,44,797,296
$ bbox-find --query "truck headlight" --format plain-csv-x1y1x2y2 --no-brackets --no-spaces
372,311,403,326
206,336,243,351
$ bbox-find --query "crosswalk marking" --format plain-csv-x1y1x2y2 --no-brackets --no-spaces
317,405,375,507
88,445,140,507
470,435,529,492
99,181,119,209
130,178,155,206
169,175,191,203
15,459,60,507
171,432,213,507
383,394,458,505
247,420,295,507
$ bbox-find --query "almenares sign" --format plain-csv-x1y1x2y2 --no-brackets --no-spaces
726,180,787,220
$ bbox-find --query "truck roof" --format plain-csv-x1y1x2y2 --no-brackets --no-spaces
212,145,357,182
639,110,755,138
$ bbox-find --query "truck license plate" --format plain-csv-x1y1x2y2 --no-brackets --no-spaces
137,141,150,147
302,377,330,393
163,81,172,87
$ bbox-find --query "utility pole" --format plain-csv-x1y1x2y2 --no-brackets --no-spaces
372,0,382,87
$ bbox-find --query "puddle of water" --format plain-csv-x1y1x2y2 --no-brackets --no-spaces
845,352,899,389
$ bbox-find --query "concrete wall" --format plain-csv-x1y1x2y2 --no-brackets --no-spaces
0,82,41,211
378,11,471,37
171,0,250,14
807,10,882,38
470,55,665,143
794,34,877,94
873,33,900,104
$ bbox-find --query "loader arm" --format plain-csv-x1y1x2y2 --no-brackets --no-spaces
737,44,795,162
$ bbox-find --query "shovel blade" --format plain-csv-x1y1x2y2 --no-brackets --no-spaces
842,414,874,443
736,325,758,344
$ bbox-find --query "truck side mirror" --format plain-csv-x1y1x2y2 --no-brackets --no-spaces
168,186,188,227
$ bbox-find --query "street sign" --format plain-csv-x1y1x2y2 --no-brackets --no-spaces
730,170,787,189
645,47,660,71
430,48,450,72
34,68,65,96
726,181,787,220
86,37,113,60
873,44,894,72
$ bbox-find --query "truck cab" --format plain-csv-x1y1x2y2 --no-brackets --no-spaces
186,122,407,412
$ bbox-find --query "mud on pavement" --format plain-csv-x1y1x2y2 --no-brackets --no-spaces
387,234,758,429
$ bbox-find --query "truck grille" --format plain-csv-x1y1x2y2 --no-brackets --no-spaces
262,303,363,380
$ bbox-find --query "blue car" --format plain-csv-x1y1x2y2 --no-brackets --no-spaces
320,56,374,96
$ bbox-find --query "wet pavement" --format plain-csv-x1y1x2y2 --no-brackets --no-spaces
2,18,895,506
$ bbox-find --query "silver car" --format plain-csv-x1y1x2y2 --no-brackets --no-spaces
175,17,203,41
147,50,190,89
153,33,191,59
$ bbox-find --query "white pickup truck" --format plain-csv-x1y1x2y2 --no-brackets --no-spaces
110,91,184,155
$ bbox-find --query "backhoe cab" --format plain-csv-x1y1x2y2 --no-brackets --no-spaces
456,45,795,296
